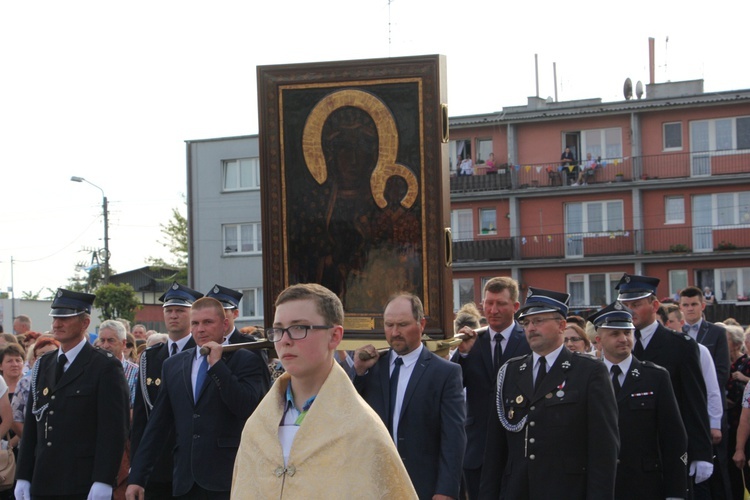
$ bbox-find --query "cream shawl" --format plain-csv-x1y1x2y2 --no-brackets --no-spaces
231,362,417,499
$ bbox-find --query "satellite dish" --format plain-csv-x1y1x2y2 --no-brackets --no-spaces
635,81,644,99
546,96,554,104
623,78,633,100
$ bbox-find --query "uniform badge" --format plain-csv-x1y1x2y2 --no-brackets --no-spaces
680,452,688,465
213,285,220,294
556,390,565,398
614,302,623,310
508,408,514,419
57,290,63,298
561,360,571,370
43,387,49,396
172,283,179,290
631,368,640,378
545,393,553,399
519,362,527,371
515,395,523,404
155,378,161,386
146,377,153,385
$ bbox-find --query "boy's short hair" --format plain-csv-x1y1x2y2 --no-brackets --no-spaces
275,284,344,326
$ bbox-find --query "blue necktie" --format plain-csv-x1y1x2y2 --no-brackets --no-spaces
194,356,208,402
388,357,404,434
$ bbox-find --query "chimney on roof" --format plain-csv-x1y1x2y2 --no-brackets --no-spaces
649,37,655,85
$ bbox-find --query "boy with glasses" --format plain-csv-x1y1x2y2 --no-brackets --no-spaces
231,283,416,499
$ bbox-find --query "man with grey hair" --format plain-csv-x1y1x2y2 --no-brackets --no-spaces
99,319,139,407
13,315,31,336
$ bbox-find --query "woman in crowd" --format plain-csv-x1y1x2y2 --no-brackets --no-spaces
124,333,138,363
0,344,25,454
727,325,750,498
563,324,591,354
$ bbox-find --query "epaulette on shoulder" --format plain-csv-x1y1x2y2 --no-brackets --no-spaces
640,360,668,372
571,352,599,364
92,346,116,359
506,354,530,365
145,342,165,351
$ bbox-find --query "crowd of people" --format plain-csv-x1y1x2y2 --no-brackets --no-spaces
1,274,748,499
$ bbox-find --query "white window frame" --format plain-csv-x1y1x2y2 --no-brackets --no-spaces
665,196,685,224
451,209,474,241
566,200,624,236
663,122,683,151
479,208,497,235
581,127,622,160
476,138,493,164
223,222,262,255
668,270,688,298
453,278,475,312
690,116,750,153
567,272,622,308
239,288,264,319
714,267,750,302
223,158,260,191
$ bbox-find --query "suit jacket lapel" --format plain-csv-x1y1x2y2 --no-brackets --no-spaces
697,322,709,344
181,348,197,404
379,353,391,419
618,357,642,403
477,328,493,380
514,354,535,402
640,326,664,360
399,348,431,419
502,326,524,365
533,348,570,400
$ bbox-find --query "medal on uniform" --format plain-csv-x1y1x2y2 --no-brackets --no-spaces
146,377,152,385
155,378,161,386
515,395,523,404
508,408,514,419
43,388,48,396
556,390,565,398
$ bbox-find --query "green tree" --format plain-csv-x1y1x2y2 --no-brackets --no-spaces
147,205,188,283
94,283,141,321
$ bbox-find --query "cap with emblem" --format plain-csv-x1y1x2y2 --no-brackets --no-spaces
615,273,660,302
589,301,635,330
49,288,96,317
158,282,203,308
517,287,570,320
206,284,242,310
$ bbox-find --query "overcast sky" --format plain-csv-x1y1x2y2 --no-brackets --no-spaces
1,0,748,298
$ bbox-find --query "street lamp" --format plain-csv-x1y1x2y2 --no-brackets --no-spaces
71,176,110,284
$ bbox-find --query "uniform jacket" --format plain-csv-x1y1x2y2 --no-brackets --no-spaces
130,337,195,485
231,363,418,499
17,343,130,497
638,323,712,463
451,323,530,469
129,346,269,496
479,348,619,499
613,357,688,500
354,347,466,500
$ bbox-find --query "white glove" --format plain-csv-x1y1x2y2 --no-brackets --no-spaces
87,482,113,500
689,460,713,484
14,479,31,500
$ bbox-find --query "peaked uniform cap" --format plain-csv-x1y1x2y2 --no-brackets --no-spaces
615,273,660,302
206,284,242,309
49,288,96,317
517,286,570,319
589,301,635,330
158,282,204,307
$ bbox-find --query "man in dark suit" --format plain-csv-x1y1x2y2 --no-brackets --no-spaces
16,289,130,500
130,282,203,499
354,293,466,500
127,297,269,499
451,276,530,499
590,301,688,499
679,285,731,498
616,274,714,490
479,287,619,499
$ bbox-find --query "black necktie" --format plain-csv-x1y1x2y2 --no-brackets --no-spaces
55,354,68,384
610,365,622,396
633,330,644,357
535,356,547,389
493,333,504,374
171,343,178,357
388,357,404,434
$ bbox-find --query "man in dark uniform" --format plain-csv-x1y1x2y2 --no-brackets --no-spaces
15,289,130,500
451,276,530,499
616,273,714,490
590,301,688,499
479,287,619,499
130,282,203,499
206,284,271,386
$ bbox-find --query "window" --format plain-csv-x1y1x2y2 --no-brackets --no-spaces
668,270,688,298
567,273,622,307
663,122,683,150
716,267,750,301
690,116,750,152
665,196,685,224
476,139,493,164
479,208,497,235
450,139,472,172
240,288,263,318
223,223,262,254
453,278,474,312
223,158,260,190
565,200,624,234
451,209,474,241
581,127,622,159
696,191,750,227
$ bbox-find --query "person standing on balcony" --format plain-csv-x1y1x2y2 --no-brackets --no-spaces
460,154,474,176
560,147,576,184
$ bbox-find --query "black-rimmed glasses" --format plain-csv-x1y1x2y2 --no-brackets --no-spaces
267,325,332,342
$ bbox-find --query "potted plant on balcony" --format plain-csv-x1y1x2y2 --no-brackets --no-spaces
614,172,624,182
717,240,737,251
669,243,689,253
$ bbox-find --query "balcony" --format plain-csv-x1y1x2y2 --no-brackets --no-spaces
451,224,750,261
450,149,750,193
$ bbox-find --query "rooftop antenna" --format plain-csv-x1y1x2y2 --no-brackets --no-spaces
388,0,394,56
664,35,669,81
553,62,558,102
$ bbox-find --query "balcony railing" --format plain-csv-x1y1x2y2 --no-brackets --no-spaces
451,224,750,261
450,149,750,193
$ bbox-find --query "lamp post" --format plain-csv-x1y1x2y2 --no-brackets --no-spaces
71,176,110,284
